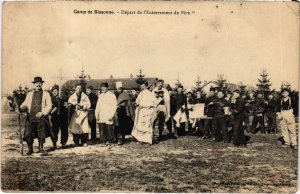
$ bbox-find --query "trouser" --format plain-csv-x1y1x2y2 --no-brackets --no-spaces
279,110,297,146
233,116,246,146
25,119,47,144
73,133,89,145
212,117,227,141
51,115,68,145
226,115,234,142
243,112,250,126
176,123,187,136
265,113,277,134
203,119,212,137
88,111,97,140
154,111,166,137
99,123,114,143
166,116,176,134
251,115,266,134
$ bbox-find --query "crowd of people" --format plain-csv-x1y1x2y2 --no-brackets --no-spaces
10,76,298,156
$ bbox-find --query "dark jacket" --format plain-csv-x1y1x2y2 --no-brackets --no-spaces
253,98,266,116
174,93,187,110
212,97,230,117
205,95,215,117
231,97,245,119
87,93,98,110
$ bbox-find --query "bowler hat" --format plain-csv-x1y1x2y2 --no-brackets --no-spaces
101,82,109,88
32,76,44,83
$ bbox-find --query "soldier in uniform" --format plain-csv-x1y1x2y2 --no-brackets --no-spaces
251,92,266,134
210,90,230,142
265,92,277,134
172,85,187,136
231,90,246,147
19,76,53,155
202,87,215,139
86,86,98,142
49,85,69,150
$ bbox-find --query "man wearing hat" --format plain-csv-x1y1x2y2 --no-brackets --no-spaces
68,83,91,147
202,87,215,139
251,92,266,134
276,89,297,149
209,89,230,142
114,83,135,145
265,92,277,134
231,90,246,147
49,84,69,150
19,76,53,155
86,86,98,142
173,85,187,136
152,79,171,139
95,82,117,146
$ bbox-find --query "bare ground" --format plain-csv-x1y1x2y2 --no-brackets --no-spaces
1,112,298,192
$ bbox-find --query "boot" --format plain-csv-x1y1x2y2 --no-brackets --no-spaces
49,142,57,151
37,142,45,153
26,143,33,156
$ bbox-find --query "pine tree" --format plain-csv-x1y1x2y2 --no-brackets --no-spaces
216,74,229,92
192,76,202,92
136,68,146,89
256,69,272,96
174,79,182,90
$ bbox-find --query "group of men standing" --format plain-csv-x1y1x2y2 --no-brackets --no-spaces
18,76,297,156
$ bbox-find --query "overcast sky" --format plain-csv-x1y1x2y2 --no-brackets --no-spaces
3,1,299,93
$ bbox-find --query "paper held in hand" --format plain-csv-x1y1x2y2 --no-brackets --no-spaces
189,103,205,119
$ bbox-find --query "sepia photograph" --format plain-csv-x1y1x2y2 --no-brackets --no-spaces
1,1,299,193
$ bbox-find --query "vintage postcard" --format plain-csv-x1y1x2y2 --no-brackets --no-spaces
1,1,299,193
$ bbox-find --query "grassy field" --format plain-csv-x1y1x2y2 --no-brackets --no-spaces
1,112,298,192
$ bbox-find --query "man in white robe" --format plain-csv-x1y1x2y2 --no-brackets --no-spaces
131,81,158,145
68,84,91,147
95,82,117,146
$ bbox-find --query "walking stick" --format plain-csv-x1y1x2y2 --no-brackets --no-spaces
17,112,24,156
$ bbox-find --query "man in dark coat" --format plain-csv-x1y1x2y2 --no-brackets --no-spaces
19,77,54,155
265,92,277,134
210,90,230,142
173,85,187,136
49,85,69,150
86,86,98,142
115,86,135,145
251,92,267,134
202,87,215,139
231,90,246,147
166,90,178,138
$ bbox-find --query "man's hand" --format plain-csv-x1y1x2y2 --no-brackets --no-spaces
20,106,28,113
51,107,57,115
35,112,44,118
76,105,82,110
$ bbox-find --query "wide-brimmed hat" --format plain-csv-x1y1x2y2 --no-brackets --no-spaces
32,76,44,83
